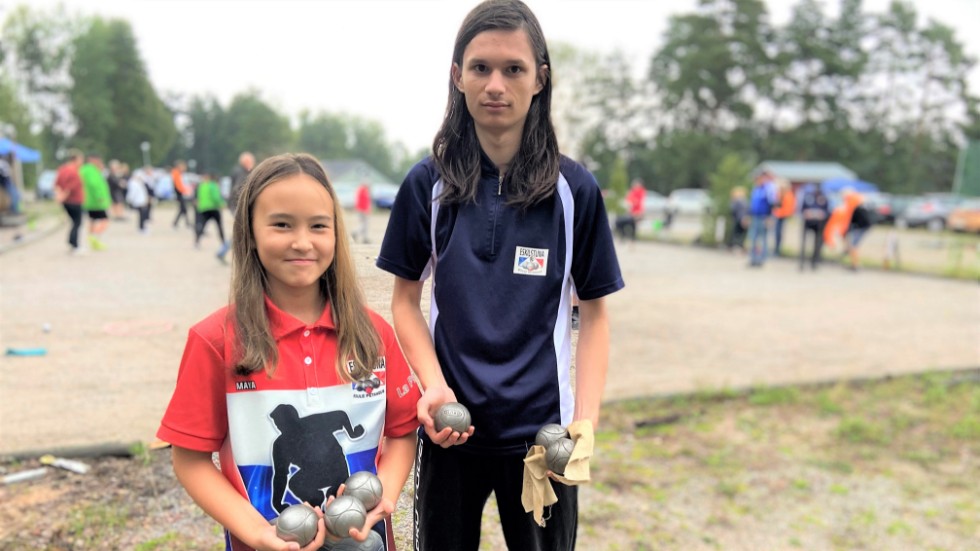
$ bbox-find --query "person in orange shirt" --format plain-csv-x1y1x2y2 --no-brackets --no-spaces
823,189,861,253
771,181,796,256
171,160,191,229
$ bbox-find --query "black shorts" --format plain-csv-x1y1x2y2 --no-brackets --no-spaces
413,435,578,551
87,210,108,220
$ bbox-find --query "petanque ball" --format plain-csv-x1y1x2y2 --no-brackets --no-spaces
545,437,576,475
535,423,569,449
434,402,471,433
323,529,385,551
323,495,367,538
275,503,319,547
344,471,384,511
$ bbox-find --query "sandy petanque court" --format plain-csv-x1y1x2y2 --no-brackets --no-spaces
0,208,978,456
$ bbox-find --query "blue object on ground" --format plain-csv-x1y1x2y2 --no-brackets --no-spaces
5,347,47,356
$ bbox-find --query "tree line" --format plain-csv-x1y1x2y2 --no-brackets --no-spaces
556,0,978,201
1,0,977,199
0,5,426,182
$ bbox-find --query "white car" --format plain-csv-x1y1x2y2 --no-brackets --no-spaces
666,188,711,216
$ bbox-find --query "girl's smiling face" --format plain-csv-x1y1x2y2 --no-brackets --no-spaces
252,173,336,301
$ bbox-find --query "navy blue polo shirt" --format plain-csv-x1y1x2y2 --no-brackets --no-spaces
376,154,624,455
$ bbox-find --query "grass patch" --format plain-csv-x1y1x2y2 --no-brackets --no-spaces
835,417,888,445
748,386,799,406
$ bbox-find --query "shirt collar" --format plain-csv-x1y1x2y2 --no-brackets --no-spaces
264,295,335,340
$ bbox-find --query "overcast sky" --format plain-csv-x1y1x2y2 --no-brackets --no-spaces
8,0,980,152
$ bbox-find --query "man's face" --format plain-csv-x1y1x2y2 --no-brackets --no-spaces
452,28,544,138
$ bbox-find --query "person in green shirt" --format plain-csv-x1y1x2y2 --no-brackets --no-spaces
195,171,230,263
79,156,112,251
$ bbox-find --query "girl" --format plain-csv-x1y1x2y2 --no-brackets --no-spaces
376,1,624,549
158,153,421,551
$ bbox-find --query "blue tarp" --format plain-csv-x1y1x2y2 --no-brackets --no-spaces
820,177,879,194
0,138,41,163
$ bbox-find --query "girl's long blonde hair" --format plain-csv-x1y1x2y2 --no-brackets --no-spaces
229,153,379,382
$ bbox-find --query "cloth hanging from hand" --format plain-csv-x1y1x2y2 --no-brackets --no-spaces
521,419,595,526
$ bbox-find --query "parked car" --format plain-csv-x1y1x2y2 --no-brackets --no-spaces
371,183,400,209
36,169,57,200
333,182,356,210
861,192,891,224
897,193,964,230
947,198,980,233
666,188,711,216
870,193,918,224
620,189,667,217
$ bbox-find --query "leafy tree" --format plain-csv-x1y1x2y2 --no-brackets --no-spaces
705,152,755,244
297,110,349,161
607,156,629,216
1,5,81,158
223,90,292,168
69,17,114,156
649,0,772,133
347,116,395,180
184,94,231,174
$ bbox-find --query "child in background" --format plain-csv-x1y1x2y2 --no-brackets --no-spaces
194,171,230,263
79,155,112,250
158,153,421,551
125,165,151,234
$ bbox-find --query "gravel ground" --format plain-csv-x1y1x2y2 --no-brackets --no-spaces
1,205,977,549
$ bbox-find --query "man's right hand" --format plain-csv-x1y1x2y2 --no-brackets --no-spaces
417,385,473,447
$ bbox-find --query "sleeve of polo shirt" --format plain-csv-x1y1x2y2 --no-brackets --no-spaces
569,166,625,300
157,326,229,452
376,161,435,281
374,315,422,438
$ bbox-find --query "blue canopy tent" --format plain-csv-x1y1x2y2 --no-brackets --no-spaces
0,138,41,163
821,177,879,194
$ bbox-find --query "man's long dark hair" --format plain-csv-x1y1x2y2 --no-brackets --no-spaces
432,0,560,209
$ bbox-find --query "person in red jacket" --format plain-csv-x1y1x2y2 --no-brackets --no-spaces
353,181,372,244
53,149,86,254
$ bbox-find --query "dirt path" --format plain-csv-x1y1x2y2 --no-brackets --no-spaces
1,207,978,456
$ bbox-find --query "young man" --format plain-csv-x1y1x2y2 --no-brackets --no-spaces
376,1,624,549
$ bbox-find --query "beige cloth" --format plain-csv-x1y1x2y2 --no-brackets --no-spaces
521,419,594,526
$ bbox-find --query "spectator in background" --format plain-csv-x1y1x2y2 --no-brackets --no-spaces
624,179,646,248
171,160,192,230
727,186,748,253
823,188,860,258
79,155,111,251
353,180,372,244
106,160,128,221
54,150,86,254
771,180,796,256
227,151,255,216
126,164,151,234
798,184,829,270
844,192,873,272
195,170,229,264
747,171,778,267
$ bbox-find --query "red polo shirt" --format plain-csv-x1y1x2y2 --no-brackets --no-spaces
158,298,420,550
55,162,84,205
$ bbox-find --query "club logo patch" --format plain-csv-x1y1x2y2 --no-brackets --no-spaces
514,246,547,276
349,357,386,399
